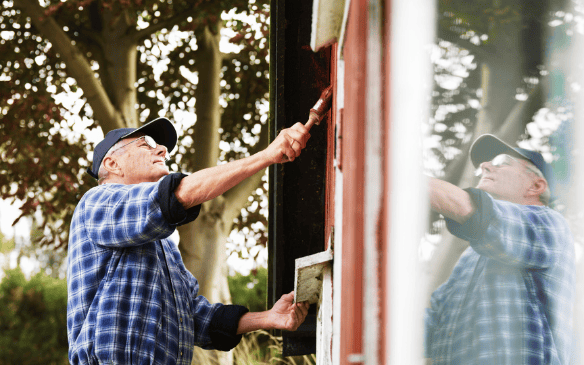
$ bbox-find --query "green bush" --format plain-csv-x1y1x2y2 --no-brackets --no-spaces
0,267,68,365
228,267,268,312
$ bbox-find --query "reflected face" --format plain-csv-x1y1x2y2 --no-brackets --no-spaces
115,135,170,184
475,154,538,203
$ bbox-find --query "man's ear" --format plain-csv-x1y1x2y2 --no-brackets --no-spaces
527,177,547,198
102,155,124,177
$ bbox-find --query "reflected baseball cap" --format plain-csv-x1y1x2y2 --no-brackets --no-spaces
87,117,177,180
470,134,554,196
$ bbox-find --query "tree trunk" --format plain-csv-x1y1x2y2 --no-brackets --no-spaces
100,6,139,128
175,25,238,365
178,196,232,303
176,23,229,302
175,25,270,365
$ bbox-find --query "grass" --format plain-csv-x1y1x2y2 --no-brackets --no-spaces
191,330,316,365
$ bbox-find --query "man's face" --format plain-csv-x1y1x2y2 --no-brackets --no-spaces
115,135,170,184
475,154,539,203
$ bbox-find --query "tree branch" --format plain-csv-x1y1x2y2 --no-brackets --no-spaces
189,25,223,172
221,52,239,62
437,27,495,60
15,0,124,132
495,81,543,138
131,10,201,43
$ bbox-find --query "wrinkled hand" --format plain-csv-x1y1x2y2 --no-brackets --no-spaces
265,123,311,164
268,292,310,331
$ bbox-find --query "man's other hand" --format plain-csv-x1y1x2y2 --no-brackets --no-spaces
268,291,310,331
235,291,310,334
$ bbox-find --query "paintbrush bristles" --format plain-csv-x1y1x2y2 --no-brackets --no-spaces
311,86,333,117
307,86,333,128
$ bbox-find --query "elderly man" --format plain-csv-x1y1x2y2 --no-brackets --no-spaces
426,134,574,364
67,117,311,365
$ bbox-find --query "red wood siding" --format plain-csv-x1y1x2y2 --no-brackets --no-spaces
340,0,367,363
324,43,338,250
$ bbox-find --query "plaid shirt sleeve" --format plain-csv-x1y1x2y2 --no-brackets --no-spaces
446,188,570,269
81,181,175,247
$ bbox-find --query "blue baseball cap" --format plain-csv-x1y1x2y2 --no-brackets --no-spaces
87,117,177,180
470,134,555,197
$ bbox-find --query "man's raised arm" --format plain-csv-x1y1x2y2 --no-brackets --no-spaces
428,177,476,224
175,122,310,209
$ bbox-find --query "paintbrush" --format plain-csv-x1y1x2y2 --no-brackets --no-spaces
305,85,333,130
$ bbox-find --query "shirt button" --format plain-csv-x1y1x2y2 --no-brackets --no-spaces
180,351,183,356
180,317,183,323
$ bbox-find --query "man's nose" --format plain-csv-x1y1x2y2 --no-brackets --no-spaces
480,161,493,173
156,144,168,157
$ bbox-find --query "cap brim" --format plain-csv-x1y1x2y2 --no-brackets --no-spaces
469,134,530,168
123,117,177,152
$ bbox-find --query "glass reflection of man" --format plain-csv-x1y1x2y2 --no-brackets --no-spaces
426,134,574,364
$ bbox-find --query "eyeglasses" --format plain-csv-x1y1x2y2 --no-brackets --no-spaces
115,135,169,161
475,154,544,178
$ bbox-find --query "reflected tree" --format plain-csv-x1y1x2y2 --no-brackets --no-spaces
427,0,572,293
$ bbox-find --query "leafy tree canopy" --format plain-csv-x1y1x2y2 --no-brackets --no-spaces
0,0,270,254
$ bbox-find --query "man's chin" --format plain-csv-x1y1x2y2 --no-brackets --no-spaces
476,182,491,193
150,167,170,182
475,185,503,200
157,169,170,179
476,179,492,190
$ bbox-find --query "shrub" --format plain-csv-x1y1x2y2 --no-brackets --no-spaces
228,267,268,312
0,267,68,365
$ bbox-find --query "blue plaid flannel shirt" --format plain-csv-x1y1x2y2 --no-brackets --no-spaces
67,174,247,365
425,188,575,365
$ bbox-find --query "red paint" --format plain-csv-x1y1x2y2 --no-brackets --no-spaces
340,0,367,363
325,43,338,250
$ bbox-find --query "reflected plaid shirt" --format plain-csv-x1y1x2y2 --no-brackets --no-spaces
425,188,575,365
67,181,221,365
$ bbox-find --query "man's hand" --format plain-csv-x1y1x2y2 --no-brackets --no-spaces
264,122,311,163
267,292,310,331
236,291,310,334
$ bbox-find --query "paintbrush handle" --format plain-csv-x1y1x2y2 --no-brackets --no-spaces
305,86,333,131
305,114,320,131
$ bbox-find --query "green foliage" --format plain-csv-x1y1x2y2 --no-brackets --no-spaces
228,267,267,312
0,267,68,365
0,231,15,254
